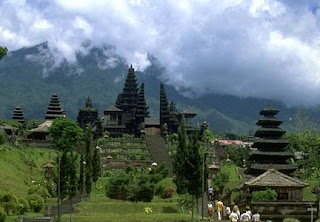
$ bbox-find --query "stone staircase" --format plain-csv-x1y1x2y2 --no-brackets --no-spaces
20,217,53,222
146,134,174,176
50,194,83,216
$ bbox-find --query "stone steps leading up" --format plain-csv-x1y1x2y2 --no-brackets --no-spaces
21,217,53,222
146,134,174,176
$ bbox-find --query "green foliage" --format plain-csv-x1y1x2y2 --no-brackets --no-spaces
123,134,135,140
27,185,50,201
0,207,6,222
203,129,214,142
283,218,300,222
85,125,93,195
0,192,20,215
128,173,155,202
78,154,85,194
172,121,189,194
68,152,78,199
18,198,29,214
226,145,251,167
161,188,174,199
105,169,168,202
154,184,165,196
49,118,83,152
212,167,229,194
185,132,202,198
252,188,278,201
286,130,320,178
0,46,8,60
105,171,130,200
92,146,101,183
27,194,44,213
149,163,169,183
0,134,5,145
177,193,194,213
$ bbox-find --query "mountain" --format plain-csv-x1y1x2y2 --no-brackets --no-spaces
0,43,318,134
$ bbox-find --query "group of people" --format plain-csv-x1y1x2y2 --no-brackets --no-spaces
207,200,261,222
229,205,260,222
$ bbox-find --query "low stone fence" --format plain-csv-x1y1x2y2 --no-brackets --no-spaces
245,201,319,222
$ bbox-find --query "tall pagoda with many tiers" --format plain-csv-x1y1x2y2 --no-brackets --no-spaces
45,94,65,120
12,106,25,123
246,105,296,176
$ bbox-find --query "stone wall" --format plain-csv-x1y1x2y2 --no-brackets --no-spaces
241,201,319,222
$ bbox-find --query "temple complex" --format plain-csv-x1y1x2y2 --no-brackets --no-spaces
245,105,296,176
45,94,65,120
102,65,149,137
12,106,25,123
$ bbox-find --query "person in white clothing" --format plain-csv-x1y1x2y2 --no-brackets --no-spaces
240,212,251,222
229,210,239,222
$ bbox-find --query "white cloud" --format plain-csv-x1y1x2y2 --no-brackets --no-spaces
1,0,320,105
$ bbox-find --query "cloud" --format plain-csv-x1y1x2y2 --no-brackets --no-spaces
1,0,320,105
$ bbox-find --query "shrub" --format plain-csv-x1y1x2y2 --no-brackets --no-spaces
106,170,158,202
27,194,44,213
0,207,6,222
252,188,278,201
161,188,174,199
154,184,165,196
0,134,5,145
106,171,131,200
28,185,51,201
0,192,20,215
283,218,300,222
18,198,29,214
128,174,154,202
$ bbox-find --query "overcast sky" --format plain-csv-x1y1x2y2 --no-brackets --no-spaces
1,0,320,106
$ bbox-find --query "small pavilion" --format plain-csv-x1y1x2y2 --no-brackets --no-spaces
243,169,308,201
103,105,125,137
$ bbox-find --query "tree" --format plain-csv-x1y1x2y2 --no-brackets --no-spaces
49,118,83,199
49,118,83,152
173,120,189,195
172,121,204,221
84,125,93,196
78,155,84,194
286,111,320,178
0,46,8,60
185,132,203,222
92,146,101,183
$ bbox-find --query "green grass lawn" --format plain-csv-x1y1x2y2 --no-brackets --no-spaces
71,177,190,222
303,177,318,201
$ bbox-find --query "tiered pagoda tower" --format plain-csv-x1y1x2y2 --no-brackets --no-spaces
12,106,25,123
246,105,296,176
136,83,149,128
77,97,99,129
160,83,170,128
45,94,65,120
168,101,179,133
116,65,139,134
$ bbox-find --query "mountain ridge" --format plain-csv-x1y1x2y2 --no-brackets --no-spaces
0,43,319,134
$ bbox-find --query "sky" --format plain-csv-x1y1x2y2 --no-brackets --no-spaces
1,0,320,106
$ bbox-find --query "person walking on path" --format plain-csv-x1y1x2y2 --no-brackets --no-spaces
245,206,252,220
240,211,251,222
217,200,224,220
233,205,240,219
208,186,214,201
207,201,214,221
229,208,239,222
252,211,260,222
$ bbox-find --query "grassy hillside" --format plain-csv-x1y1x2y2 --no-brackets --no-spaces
0,145,57,198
